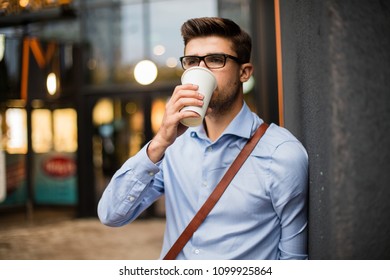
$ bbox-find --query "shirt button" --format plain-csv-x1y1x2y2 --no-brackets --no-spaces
191,132,196,137
207,147,212,152
194,249,200,255
128,196,135,202
148,171,154,176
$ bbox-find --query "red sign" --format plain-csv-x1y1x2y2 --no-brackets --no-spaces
42,156,76,178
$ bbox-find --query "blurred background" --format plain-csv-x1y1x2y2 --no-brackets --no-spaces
0,0,269,217
1,0,276,260
1,0,389,260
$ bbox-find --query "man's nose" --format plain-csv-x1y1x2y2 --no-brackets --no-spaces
199,58,208,68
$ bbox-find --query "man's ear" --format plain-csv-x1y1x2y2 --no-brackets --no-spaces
240,63,254,83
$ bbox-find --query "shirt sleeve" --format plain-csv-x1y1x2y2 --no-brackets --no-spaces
268,140,309,260
97,143,164,227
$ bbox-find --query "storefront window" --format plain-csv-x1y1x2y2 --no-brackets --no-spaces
31,108,78,153
0,107,27,206
5,108,27,154
31,106,78,205
32,109,53,153
53,108,77,153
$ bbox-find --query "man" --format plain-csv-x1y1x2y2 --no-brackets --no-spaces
98,17,308,260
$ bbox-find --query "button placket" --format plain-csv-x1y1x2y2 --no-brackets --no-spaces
201,145,212,193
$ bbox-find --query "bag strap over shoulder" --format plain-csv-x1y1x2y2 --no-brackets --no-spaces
163,122,269,260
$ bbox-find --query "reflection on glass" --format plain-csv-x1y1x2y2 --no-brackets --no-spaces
84,0,217,86
53,109,77,153
32,109,53,153
5,108,27,154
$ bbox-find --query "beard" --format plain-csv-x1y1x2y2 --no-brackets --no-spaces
208,80,242,116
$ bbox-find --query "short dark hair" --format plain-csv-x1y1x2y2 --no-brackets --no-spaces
181,17,252,63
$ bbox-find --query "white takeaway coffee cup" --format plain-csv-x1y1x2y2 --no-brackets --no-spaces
180,66,217,127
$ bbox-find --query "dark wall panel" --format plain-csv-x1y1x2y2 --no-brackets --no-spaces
279,0,390,259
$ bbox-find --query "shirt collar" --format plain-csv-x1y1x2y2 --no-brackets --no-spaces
188,102,255,141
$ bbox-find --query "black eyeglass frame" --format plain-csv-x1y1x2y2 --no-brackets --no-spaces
179,53,241,70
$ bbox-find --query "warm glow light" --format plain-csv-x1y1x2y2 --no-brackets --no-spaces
93,98,114,125
19,0,30,8
243,75,255,94
0,35,5,62
53,109,77,152
134,60,158,85
32,109,53,153
46,72,57,95
166,57,178,68
5,108,27,154
151,99,166,134
153,45,165,56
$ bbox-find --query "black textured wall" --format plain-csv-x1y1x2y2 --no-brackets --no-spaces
279,0,390,259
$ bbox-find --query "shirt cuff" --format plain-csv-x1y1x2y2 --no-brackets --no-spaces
120,141,161,185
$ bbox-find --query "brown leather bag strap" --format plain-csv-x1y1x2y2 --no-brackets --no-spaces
163,122,269,260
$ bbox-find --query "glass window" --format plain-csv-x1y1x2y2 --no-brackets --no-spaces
5,108,27,154
120,3,144,66
83,0,218,86
32,109,53,153
53,108,77,153
31,108,78,153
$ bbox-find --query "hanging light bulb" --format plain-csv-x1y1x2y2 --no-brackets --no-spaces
46,72,57,95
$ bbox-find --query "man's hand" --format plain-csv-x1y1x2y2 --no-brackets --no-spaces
147,84,204,163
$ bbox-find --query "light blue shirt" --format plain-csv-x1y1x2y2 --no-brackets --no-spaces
98,102,309,260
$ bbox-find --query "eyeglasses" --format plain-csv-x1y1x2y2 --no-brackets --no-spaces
179,53,241,70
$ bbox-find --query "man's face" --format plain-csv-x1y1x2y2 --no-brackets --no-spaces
184,36,243,113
